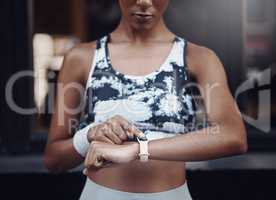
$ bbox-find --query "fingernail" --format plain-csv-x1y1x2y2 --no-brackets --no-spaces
83,168,87,175
139,131,145,137
128,132,134,139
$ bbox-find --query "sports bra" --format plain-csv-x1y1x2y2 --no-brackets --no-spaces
76,35,206,141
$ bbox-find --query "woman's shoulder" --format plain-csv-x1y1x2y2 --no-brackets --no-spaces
63,34,108,69
65,41,97,64
58,41,97,85
186,41,217,65
185,41,224,79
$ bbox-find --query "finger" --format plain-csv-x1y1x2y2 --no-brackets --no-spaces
114,123,128,140
90,127,115,144
99,135,115,144
126,129,134,139
122,123,136,139
101,161,118,168
106,121,128,141
129,124,146,138
113,116,132,131
87,152,101,169
83,165,101,175
84,142,97,168
99,154,117,168
104,130,122,144
118,122,134,139
101,123,122,144
94,153,105,168
120,121,132,132
118,120,144,139
84,143,93,167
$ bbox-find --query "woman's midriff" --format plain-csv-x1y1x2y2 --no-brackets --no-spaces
87,160,186,193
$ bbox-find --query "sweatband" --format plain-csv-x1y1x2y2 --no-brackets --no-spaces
73,122,100,157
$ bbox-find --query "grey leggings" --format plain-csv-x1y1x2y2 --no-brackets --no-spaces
79,177,193,200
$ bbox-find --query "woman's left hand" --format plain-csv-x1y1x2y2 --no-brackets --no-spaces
83,141,139,175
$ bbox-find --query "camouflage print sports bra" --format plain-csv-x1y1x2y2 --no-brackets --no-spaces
77,35,204,141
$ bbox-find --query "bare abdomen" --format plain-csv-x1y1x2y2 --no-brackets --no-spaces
87,160,187,193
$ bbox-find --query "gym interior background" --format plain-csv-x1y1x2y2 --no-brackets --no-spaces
1,0,275,199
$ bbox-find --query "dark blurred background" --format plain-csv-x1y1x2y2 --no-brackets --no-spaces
0,0,275,199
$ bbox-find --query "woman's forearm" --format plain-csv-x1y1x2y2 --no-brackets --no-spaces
44,138,84,173
146,125,247,162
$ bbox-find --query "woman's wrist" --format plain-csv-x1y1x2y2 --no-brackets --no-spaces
73,122,100,157
72,126,91,157
123,141,140,160
131,142,140,160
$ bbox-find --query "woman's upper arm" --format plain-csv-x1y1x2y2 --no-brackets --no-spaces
186,43,247,148
47,43,95,144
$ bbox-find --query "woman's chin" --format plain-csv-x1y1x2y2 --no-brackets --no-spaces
131,21,157,31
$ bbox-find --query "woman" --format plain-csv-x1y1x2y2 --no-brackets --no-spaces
44,0,248,199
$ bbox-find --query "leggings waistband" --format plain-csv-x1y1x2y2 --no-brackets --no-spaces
79,177,193,200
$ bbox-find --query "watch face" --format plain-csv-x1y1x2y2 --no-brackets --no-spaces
127,129,148,142
128,135,148,142
138,136,148,141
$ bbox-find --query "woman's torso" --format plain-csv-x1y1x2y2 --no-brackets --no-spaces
77,34,198,192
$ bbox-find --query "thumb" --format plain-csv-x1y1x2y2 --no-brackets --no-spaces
94,154,106,167
131,126,145,138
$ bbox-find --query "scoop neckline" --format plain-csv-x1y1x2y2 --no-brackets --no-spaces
104,35,178,80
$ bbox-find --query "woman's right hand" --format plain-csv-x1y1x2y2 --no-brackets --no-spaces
87,115,145,144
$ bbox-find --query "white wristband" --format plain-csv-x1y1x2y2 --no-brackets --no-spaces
73,122,99,157
136,136,150,162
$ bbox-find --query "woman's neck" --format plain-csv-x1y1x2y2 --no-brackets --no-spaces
111,17,175,44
